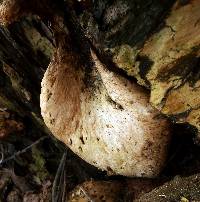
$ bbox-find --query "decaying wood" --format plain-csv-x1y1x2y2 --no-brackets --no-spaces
0,0,172,177
0,0,200,199
1,0,199,133
139,1,200,133
136,173,200,202
0,16,54,134
78,0,200,135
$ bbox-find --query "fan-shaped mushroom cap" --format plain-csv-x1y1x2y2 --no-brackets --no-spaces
40,47,171,177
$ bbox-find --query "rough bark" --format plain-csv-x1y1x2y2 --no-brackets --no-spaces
1,0,199,135
76,0,200,135
136,174,200,202
0,0,200,200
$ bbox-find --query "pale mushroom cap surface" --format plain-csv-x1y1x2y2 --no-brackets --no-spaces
40,47,170,177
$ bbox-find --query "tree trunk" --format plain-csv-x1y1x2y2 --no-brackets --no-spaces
77,0,200,135
0,0,200,201
0,0,199,135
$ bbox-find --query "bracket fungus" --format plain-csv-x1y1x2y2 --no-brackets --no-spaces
40,36,171,177
0,0,171,177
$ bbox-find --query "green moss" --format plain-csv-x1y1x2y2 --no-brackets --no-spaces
30,146,49,184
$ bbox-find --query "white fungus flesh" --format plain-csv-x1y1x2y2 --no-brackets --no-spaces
40,46,171,177
0,0,171,178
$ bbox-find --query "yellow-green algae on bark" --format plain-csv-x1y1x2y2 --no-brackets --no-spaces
112,1,200,135
111,45,140,76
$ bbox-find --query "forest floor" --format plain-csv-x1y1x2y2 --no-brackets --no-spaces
1,109,200,201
